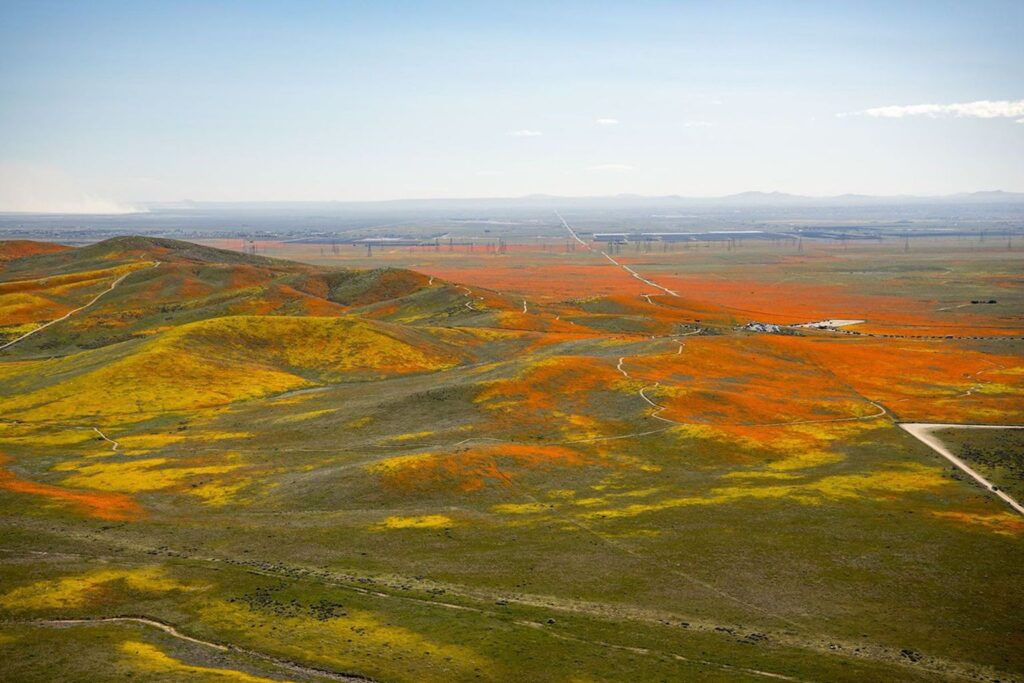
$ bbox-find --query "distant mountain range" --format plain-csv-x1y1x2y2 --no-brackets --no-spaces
3,191,1022,224
675,190,1024,205
141,190,1024,213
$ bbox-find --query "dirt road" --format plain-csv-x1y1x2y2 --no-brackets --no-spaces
899,423,1024,516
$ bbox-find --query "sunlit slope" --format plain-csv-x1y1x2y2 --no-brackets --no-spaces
0,315,471,421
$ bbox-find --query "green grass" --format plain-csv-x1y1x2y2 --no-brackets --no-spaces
1,237,1022,682
934,428,1024,500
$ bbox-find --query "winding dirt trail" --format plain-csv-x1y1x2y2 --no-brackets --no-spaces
458,285,477,311
0,261,159,352
92,427,119,451
899,423,1024,516
638,382,686,425
748,400,888,428
16,616,373,682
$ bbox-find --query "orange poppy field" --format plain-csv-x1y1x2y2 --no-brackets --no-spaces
0,234,1021,682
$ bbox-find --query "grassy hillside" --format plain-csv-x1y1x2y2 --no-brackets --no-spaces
0,237,522,357
0,315,477,421
1,237,1022,683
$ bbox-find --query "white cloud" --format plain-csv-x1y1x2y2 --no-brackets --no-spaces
840,99,1024,120
595,118,619,126
587,163,634,172
682,120,714,128
507,129,543,137
0,163,142,214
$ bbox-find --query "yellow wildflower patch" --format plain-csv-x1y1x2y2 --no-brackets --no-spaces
188,479,251,507
60,457,241,493
114,433,186,453
583,464,949,520
368,452,434,473
387,430,435,442
491,502,549,514
198,600,488,676
0,427,96,449
274,409,336,424
0,315,464,423
765,449,845,471
0,567,201,611
378,514,453,529
722,471,802,481
119,641,284,683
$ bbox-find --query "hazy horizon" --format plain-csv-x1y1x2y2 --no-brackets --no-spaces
2,1,1022,212
5,188,1024,219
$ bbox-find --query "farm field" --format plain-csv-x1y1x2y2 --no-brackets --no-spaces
1,233,1022,682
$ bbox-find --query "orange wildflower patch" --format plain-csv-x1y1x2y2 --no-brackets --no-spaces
595,294,715,323
227,264,277,290
623,257,1021,336
176,274,214,299
627,336,872,425
0,264,143,325
414,262,641,302
136,263,269,302
371,443,593,493
0,240,70,263
0,264,135,296
477,356,623,414
272,284,347,316
292,273,331,299
706,420,878,469
349,269,431,307
766,336,1023,423
131,265,210,302
0,293,70,326
0,455,142,521
492,311,587,335
930,511,1024,537
850,321,1023,337
660,272,946,327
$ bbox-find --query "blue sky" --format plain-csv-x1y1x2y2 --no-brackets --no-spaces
1,0,1022,210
